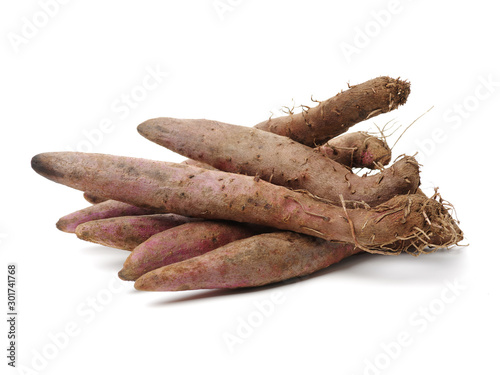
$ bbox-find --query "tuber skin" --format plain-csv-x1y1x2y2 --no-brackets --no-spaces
181,134,388,170
83,192,108,204
31,152,462,255
118,221,262,281
254,76,410,146
75,214,195,251
316,132,391,169
181,159,218,170
138,118,418,207
134,232,362,291
56,199,166,233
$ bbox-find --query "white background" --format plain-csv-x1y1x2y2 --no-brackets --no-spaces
1,1,499,374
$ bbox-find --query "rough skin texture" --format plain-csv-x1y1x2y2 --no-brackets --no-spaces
134,232,362,291
119,221,261,281
316,132,391,169
31,152,462,255
254,76,410,146
75,214,195,250
138,118,418,207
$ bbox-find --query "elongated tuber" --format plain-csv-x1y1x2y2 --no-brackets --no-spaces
56,199,166,233
134,232,361,291
254,76,410,146
75,214,195,250
138,118,418,207
119,221,261,281
31,152,462,255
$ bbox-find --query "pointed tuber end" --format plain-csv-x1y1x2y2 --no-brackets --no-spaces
83,192,107,204
137,117,182,147
55,218,75,233
133,275,152,291
136,118,158,141
74,223,94,242
118,267,136,282
134,271,173,291
31,153,64,180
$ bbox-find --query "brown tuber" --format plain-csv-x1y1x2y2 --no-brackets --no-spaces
254,76,410,146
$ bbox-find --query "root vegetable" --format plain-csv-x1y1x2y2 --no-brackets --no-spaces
316,131,391,169
83,192,107,204
119,221,261,281
138,117,418,207
31,152,462,254
254,76,410,146
75,214,195,250
56,199,166,233
134,232,361,291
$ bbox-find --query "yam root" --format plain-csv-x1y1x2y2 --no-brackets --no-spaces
75,214,195,251
56,199,166,233
83,192,107,204
316,131,391,169
254,76,410,146
119,221,261,281
31,152,462,255
137,118,418,207
134,232,361,291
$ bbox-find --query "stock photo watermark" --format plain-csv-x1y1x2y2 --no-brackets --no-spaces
360,278,466,375
222,275,310,354
213,0,244,21
339,0,414,63
6,264,18,368
7,0,71,54
415,74,499,163
222,291,286,353
65,64,169,153
15,277,124,375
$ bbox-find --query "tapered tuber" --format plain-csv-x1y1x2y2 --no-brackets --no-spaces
254,76,410,146
75,214,195,250
134,232,361,291
56,199,166,233
119,221,261,281
138,118,418,207
31,152,462,255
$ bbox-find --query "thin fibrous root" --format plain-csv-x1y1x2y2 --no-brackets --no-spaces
284,195,331,221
